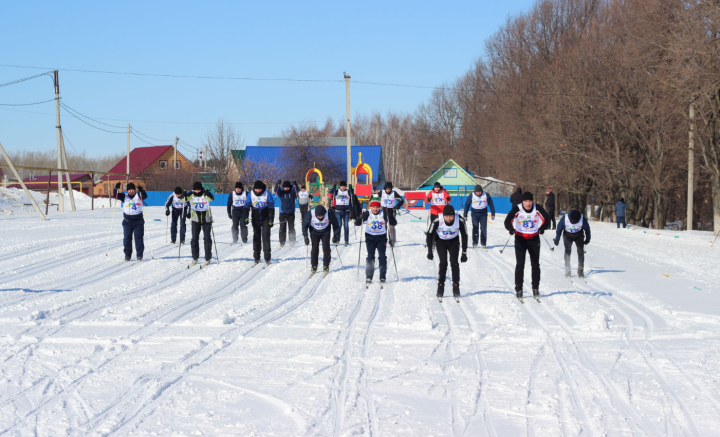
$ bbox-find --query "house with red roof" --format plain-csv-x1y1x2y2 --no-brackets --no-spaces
96,146,196,196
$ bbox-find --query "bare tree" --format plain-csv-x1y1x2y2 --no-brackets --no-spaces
203,119,244,193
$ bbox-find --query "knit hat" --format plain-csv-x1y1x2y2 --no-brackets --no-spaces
253,180,266,191
339,180,347,187
369,198,381,208
282,180,292,188
522,191,534,201
475,184,483,193
384,182,393,190
193,181,203,191
569,210,581,224
443,205,455,216
235,181,243,189
174,186,183,195
315,205,326,217
433,182,442,189
127,182,136,191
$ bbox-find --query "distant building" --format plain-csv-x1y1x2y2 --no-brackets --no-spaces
10,173,94,195
257,137,356,147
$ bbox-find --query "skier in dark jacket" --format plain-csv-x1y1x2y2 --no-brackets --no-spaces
426,205,468,300
504,191,551,300
182,182,215,266
510,187,523,205
165,186,189,245
463,184,496,249
544,188,556,230
355,197,398,283
554,209,591,278
226,181,248,244
242,180,276,265
615,198,628,229
302,205,340,275
275,180,300,247
113,182,148,261
331,181,354,245
379,182,404,247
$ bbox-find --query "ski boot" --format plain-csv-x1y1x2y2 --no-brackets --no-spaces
171,240,176,245
124,256,131,262
366,277,372,284
232,239,238,244
577,268,584,279
452,283,460,300
436,283,445,301
380,277,386,283
253,259,260,266
323,265,330,274
180,240,185,246
137,256,143,261
481,245,487,250
533,288,540,299
311,266,317,275
280,243,285,248
472,243,478,249
515,288,523,299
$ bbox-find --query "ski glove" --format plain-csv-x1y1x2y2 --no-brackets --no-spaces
553,239,559,246
584,239,590,245
491,215,495,220
114,182,121,189
244,218,249,224
508,229,515,236
228,214,232,219
165,210,170,217
304,236,310,245
460,252,468,263
427,252,433,261
268,220,274,228
332,235,339,244
539,229,544,235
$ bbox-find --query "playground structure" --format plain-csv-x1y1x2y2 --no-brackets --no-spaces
305,164,328,208
351,152,373,202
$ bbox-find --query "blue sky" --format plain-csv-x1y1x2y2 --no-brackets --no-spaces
0,0,535,159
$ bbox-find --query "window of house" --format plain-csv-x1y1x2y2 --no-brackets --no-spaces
159,160,168,170
443,168,457,178
174,160,180,169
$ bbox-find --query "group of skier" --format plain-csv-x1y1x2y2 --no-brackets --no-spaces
113,179,592,302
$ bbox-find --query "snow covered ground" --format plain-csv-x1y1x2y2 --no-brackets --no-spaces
1,204,719,436
0,187,111,216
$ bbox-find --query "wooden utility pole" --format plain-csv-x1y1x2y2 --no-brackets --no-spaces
60,135,76,211
126,124,131,188
687,101,696,231
344,73,352,184
0,141,46,221
204,144,208,170
53,71,64,213
174,137,178,171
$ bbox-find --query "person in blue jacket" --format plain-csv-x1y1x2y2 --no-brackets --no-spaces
554,209,591,278
227,182,248,244
302,205,340,274
463,185,496,249
113,182,148,261
165,186,189,245
615,198,629,229
275,180,300,247
242,180,276,266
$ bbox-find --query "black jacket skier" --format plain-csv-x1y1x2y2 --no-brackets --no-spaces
426,205,468,299
165,186,189,244
302,205,340,273
554,209,591,278
355,198,398,283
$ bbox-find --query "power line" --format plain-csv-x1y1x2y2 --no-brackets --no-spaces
60,102,126,129
130,131,169,146
0,71,53,88
60,104,126,134
131,127,173,143
61,130,93,171
0,98,55,106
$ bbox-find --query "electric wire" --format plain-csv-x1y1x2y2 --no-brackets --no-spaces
131,127,173,143
61,130,94,171
60,105,126,134
60,102,126,129
0,71,53,88
0,98,56,106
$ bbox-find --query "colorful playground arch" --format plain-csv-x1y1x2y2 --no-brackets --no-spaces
352,152,373,201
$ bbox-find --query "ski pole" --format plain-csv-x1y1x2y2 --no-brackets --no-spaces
166,214,168,243
499,234,512,254
389,238,400,281
401,208,423,220
178,206,185,262
142,210,156,260
211,222,220,264
335,243,344,267
542,234,555,251
306,239,309,267
357,224,364,279
712,230,720,248
105,189,120,256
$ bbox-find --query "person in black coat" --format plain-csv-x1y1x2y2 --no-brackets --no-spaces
510,187,523,205
165,186,189,245
426,205,469,300
544,187,557,230
302,205,340,274
554,209,591,279
227,182,248,244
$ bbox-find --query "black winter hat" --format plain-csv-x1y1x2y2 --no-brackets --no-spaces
569,210,581,224
522,192,534,201
339,180,347,187
384,182,393,190
282,180,292,188
443,205,455,216
235,181,243,189
127,182,136,191
253,180,266,191
315,205,326,217
433,182,442,189
193,181,203,191
475,184,483,193
174,186,183,195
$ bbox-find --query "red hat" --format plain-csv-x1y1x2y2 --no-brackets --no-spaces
369,199,381,208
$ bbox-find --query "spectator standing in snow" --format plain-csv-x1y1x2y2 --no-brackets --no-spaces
510,187,523,205
544,187,556,230
615,198,628,229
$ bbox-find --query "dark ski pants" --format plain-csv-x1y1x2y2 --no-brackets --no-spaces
563,232,585,275
122,217,145,259
231,208,248,243
514,236,541,291
617,216,626,228
191,221,213,261
279,212,296,245
365,234,388,280
470,211,488,246
548,208,556,230
299,203,309,220
310,232,331,268
252,221,272,262
335,210,350,243
436,236,460,285
170,208,186,243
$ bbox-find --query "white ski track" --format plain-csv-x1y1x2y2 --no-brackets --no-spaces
1,207,720,436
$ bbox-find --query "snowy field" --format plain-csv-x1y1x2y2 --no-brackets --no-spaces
1,198,720,436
